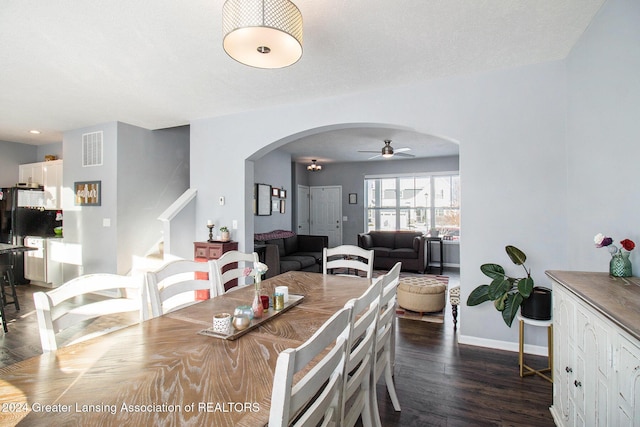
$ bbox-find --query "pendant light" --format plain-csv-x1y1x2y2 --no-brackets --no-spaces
222,0,303,69
307,159,322,171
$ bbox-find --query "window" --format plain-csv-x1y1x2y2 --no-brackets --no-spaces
365,173,460,240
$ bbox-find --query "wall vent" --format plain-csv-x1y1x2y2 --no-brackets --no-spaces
82,131,103,167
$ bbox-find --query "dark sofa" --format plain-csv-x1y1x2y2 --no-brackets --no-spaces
256,231,328,278
357,230,427,272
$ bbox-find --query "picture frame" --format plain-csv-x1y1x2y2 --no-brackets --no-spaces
279,199,286,214
255,183,272,216
271,187,280,197
349,193,357,204
74,181,101,206
272,200,280,212
279,189,287,199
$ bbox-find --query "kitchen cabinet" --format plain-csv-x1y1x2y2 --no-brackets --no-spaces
547,271,640,427
19,160,63,209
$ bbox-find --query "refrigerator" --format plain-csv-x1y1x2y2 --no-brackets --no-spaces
0,187,61,284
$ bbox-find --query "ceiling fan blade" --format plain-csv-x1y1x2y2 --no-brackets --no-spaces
358,150,380,153
395,147,411,153
368,154,382,160
395,152,415,158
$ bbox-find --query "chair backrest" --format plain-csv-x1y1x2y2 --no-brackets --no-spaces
209,250,260,295
323,245,375,279
341,278,383,427
33,273,144,352
269,306,352,427
374,262,401,369
145,259,214,318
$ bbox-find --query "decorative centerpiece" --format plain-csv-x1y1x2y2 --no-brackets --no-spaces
594,233,635,277
206,220,215,242
243,262,269,318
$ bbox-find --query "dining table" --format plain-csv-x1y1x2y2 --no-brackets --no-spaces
0,271,372,426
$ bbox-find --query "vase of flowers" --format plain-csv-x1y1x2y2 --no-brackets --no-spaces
594,234,635,277
243,262,269,318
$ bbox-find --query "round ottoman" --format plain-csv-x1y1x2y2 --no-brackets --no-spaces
397,277,447,314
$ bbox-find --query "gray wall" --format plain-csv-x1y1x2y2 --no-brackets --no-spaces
36,142,63,161
63,122,190,275
565,0,640,272
0,140,38,187
253,150,293,233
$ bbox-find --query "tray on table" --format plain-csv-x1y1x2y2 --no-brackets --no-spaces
198,294,304,340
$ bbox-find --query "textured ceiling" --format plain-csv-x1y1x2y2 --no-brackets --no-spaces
0,0,605,162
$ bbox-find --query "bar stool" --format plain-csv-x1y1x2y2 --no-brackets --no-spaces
1,264,21,333
518,313,553,383
1,265,20,310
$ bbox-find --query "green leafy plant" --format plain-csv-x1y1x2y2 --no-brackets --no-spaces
219,226,229,232
466,245,534,327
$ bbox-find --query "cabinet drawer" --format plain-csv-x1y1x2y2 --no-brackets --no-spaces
194,244,222,259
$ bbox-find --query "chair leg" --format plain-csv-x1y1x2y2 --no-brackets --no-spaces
384,357,401,411
5,267,19,311
0,278,7,333
452,304,458,329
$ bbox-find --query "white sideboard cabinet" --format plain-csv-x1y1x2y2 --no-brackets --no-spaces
547,271,640,427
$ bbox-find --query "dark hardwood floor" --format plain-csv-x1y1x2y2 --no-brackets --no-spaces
1,269,554,426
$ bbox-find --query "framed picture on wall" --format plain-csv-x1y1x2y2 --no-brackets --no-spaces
349,193,357,204
280,199,286,214
271,187,280,197
255,183,272,216
74,181,101,206
279,189,287,199
272,200,280,212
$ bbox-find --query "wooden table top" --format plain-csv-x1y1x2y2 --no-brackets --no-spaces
0,271,371,426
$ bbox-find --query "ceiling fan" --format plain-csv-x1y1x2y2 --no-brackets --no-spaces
359,140,414,160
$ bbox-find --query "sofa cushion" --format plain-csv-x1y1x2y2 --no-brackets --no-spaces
265,238,285,256
281,255,316,269
371,232,396,248
280,259,302,273
295,251,323,262
390,248,418,259
395,232,421,249
371,247,392,258
283,235,298,256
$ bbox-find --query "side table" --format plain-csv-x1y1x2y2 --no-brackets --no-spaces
518,313,553,383
426,237,443,274
193,240,238,299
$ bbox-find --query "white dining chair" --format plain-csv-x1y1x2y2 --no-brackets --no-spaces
33,273,144,352
341,278,383,427
269,306,352,427
209,250,259,295
370,262,402,426
145,259,215,318
323,245,375,279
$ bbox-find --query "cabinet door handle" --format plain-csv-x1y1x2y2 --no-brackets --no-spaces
574,380,582,388
565,367,573,373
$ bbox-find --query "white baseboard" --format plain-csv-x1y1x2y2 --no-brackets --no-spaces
458,334,549,357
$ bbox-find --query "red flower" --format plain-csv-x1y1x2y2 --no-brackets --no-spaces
620,239,635,251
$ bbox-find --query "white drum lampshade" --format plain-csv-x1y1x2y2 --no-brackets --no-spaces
222,0,303,69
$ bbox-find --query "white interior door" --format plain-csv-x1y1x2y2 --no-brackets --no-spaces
296,185,310,235
310,186,342,247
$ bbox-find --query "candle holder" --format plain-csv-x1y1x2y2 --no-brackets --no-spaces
207,224,215,242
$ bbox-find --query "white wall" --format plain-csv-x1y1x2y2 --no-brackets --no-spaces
191,60,569,349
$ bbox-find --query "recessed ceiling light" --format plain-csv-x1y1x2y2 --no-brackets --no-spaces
29,130,41,134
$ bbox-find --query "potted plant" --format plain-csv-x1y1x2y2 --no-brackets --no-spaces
466,245,550,327
219,226,230,242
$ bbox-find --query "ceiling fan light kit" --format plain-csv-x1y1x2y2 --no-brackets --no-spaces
222,0,303,69
307,159,322,171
